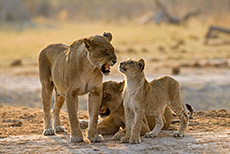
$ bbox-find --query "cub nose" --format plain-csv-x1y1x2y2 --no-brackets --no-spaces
112,60,117,65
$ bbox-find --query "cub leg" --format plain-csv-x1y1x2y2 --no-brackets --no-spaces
41,82,55,135
140,116,151,136
66,90,83,142
170,102,189,137
121,106,133,143
53,88,65,132
129,111,144,144
144,111,163,138
115,116,150,140
87,90,104,142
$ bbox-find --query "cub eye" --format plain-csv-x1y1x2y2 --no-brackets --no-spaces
129,61,134,64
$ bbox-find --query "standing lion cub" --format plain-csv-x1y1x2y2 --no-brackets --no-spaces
119,59,189,144
38,32,117,142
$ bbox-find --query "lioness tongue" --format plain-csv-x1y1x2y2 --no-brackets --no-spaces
105,65,110,71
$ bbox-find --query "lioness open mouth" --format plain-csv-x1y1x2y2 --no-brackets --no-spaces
101,64,112,74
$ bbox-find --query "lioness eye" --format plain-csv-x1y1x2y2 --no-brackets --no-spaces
104,93,111,100
102,49,109,55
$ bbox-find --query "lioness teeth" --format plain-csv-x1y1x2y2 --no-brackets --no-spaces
105,64,111,71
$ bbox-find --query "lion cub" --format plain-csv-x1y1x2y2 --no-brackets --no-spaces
97,81,172,138
119,59,189,144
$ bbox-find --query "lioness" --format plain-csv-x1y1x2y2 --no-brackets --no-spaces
38,32,117,142
119,59,189,144
97,80,173,139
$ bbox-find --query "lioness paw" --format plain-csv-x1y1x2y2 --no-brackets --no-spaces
129,136,141,144
144,132,157,138
87,134,104,142
113,131,125,140
70,136,84,142
55,126,66,132
173,132,185,137
121,136,130,143
43,128,55,136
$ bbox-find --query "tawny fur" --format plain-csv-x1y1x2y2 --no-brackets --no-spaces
38,32,117,142
119,59,189,144
97,81,172,140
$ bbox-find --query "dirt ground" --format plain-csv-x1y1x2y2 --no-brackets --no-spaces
0,29,229,153
1,106,230,153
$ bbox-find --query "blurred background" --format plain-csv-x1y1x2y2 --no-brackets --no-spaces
0,0,229,111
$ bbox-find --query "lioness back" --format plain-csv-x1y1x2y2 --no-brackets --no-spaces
39,44,69,63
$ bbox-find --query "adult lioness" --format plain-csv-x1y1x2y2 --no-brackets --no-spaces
97,80,173,139
38,32,117,142
119,59,189,144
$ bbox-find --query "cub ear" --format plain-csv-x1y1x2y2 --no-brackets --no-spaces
103,32,112,42
83,38,94,49
116,80,125,92
138,59,145,71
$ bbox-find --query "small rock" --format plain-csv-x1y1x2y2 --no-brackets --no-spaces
10,59,22,67
172,67,180,75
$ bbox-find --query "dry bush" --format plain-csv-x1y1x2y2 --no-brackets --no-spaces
0,0,30,22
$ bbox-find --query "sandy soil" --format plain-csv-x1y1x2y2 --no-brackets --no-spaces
0,60,230,153
1,106,230,153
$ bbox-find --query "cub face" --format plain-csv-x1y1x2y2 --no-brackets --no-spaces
83,32,117,75
99,81,125,117
119,59,145,77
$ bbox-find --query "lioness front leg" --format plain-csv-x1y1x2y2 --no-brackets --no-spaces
129,111,144,144
87,90,104,142
66,90,83,142
145,112,163,138
41,83,55,135
53,88,65,132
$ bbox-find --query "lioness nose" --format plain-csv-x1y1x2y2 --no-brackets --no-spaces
112,60,117,65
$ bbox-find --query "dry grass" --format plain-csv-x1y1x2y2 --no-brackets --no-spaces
0,20,229,69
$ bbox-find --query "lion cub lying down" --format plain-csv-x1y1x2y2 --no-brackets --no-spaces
119,59,189,144
97,81,172,139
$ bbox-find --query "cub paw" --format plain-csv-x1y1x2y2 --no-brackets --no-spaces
144,132,157,138
55,126,66,132
43,128,55,136
113,131,125,140
70,136,84,142
121,136,130,143
129,136,141,144
173,132,184,137
87,134,104,142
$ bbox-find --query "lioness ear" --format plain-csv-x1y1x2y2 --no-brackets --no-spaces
116,80,125,92
138,59,145,71
103,32,112,42
83,38,94,49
